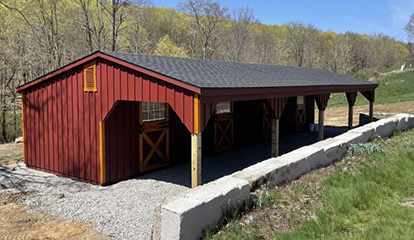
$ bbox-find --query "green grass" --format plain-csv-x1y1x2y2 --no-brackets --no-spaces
329,71,414,107
207,129,414,240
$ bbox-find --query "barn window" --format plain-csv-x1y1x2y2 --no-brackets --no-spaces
83,63,97,92
215,102,231,114
142,102,168,122
297,96,304,105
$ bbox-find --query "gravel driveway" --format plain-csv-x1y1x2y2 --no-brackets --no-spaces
0,163,188,240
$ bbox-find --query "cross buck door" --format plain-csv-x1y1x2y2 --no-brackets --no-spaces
213,102,234,152
139,102,170,173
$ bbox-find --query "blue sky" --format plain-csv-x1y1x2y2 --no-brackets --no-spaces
151,0,414,42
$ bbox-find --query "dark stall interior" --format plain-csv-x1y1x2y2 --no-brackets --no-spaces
105,97,317,182
141,96,325,187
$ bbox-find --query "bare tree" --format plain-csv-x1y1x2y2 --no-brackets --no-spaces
406,14,414,63
406,14,414,42
124,1,152,54
181,0,227,59
285,23,308,67
37,0,64,68
77,0,95,52
224,7,255,61
253,26,276,64
76,0,109,52
100,0,129,51
0,0,63,69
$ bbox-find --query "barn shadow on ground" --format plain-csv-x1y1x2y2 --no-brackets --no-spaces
138,126,348,188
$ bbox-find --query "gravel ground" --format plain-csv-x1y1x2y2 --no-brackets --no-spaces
0,162,189,240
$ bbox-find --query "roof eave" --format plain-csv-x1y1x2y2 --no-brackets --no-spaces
16,51,202,94
200,83,378,102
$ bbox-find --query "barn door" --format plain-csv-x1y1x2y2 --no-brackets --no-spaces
139,102,170,173
213,102,234,152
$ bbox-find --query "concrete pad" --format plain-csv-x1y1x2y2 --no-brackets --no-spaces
160,176,250,240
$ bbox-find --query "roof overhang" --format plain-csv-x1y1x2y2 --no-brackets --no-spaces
200,83,378,102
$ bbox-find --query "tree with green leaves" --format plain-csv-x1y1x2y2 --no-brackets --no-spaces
154,35,188,57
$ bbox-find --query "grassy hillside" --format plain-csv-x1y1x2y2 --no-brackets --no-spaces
207,129,414,240
329,71,414,107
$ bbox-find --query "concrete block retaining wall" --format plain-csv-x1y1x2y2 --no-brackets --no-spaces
159,114,414,240
160,176,250,240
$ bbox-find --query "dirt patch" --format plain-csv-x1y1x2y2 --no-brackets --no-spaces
237,168,332,239
325,101,414,127
0,190,106,240
0,143,23,165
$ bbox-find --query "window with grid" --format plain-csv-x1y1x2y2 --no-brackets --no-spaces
215,102,231,114
142,102,167,122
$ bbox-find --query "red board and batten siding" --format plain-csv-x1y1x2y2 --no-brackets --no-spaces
22,58,197,184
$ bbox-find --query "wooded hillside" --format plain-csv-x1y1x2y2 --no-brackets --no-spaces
0,0,411,142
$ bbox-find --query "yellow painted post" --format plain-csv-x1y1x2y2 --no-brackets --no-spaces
191,95,202,188
99,121,106,185
21,95,25,161
193,95,200,134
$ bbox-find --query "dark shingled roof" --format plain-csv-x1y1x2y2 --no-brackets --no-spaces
105,51,375,89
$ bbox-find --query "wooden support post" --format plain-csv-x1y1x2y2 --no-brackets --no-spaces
315,94,330,141
191,134,202,188
271,118,280,157
269,97,287,157
191,95,202,188
318,110,325,140
369,100,374,122
346,92,357,129
99,121,106,185
361,90,375,123
348,105,354,129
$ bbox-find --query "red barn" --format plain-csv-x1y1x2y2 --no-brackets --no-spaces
17,51,377,187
